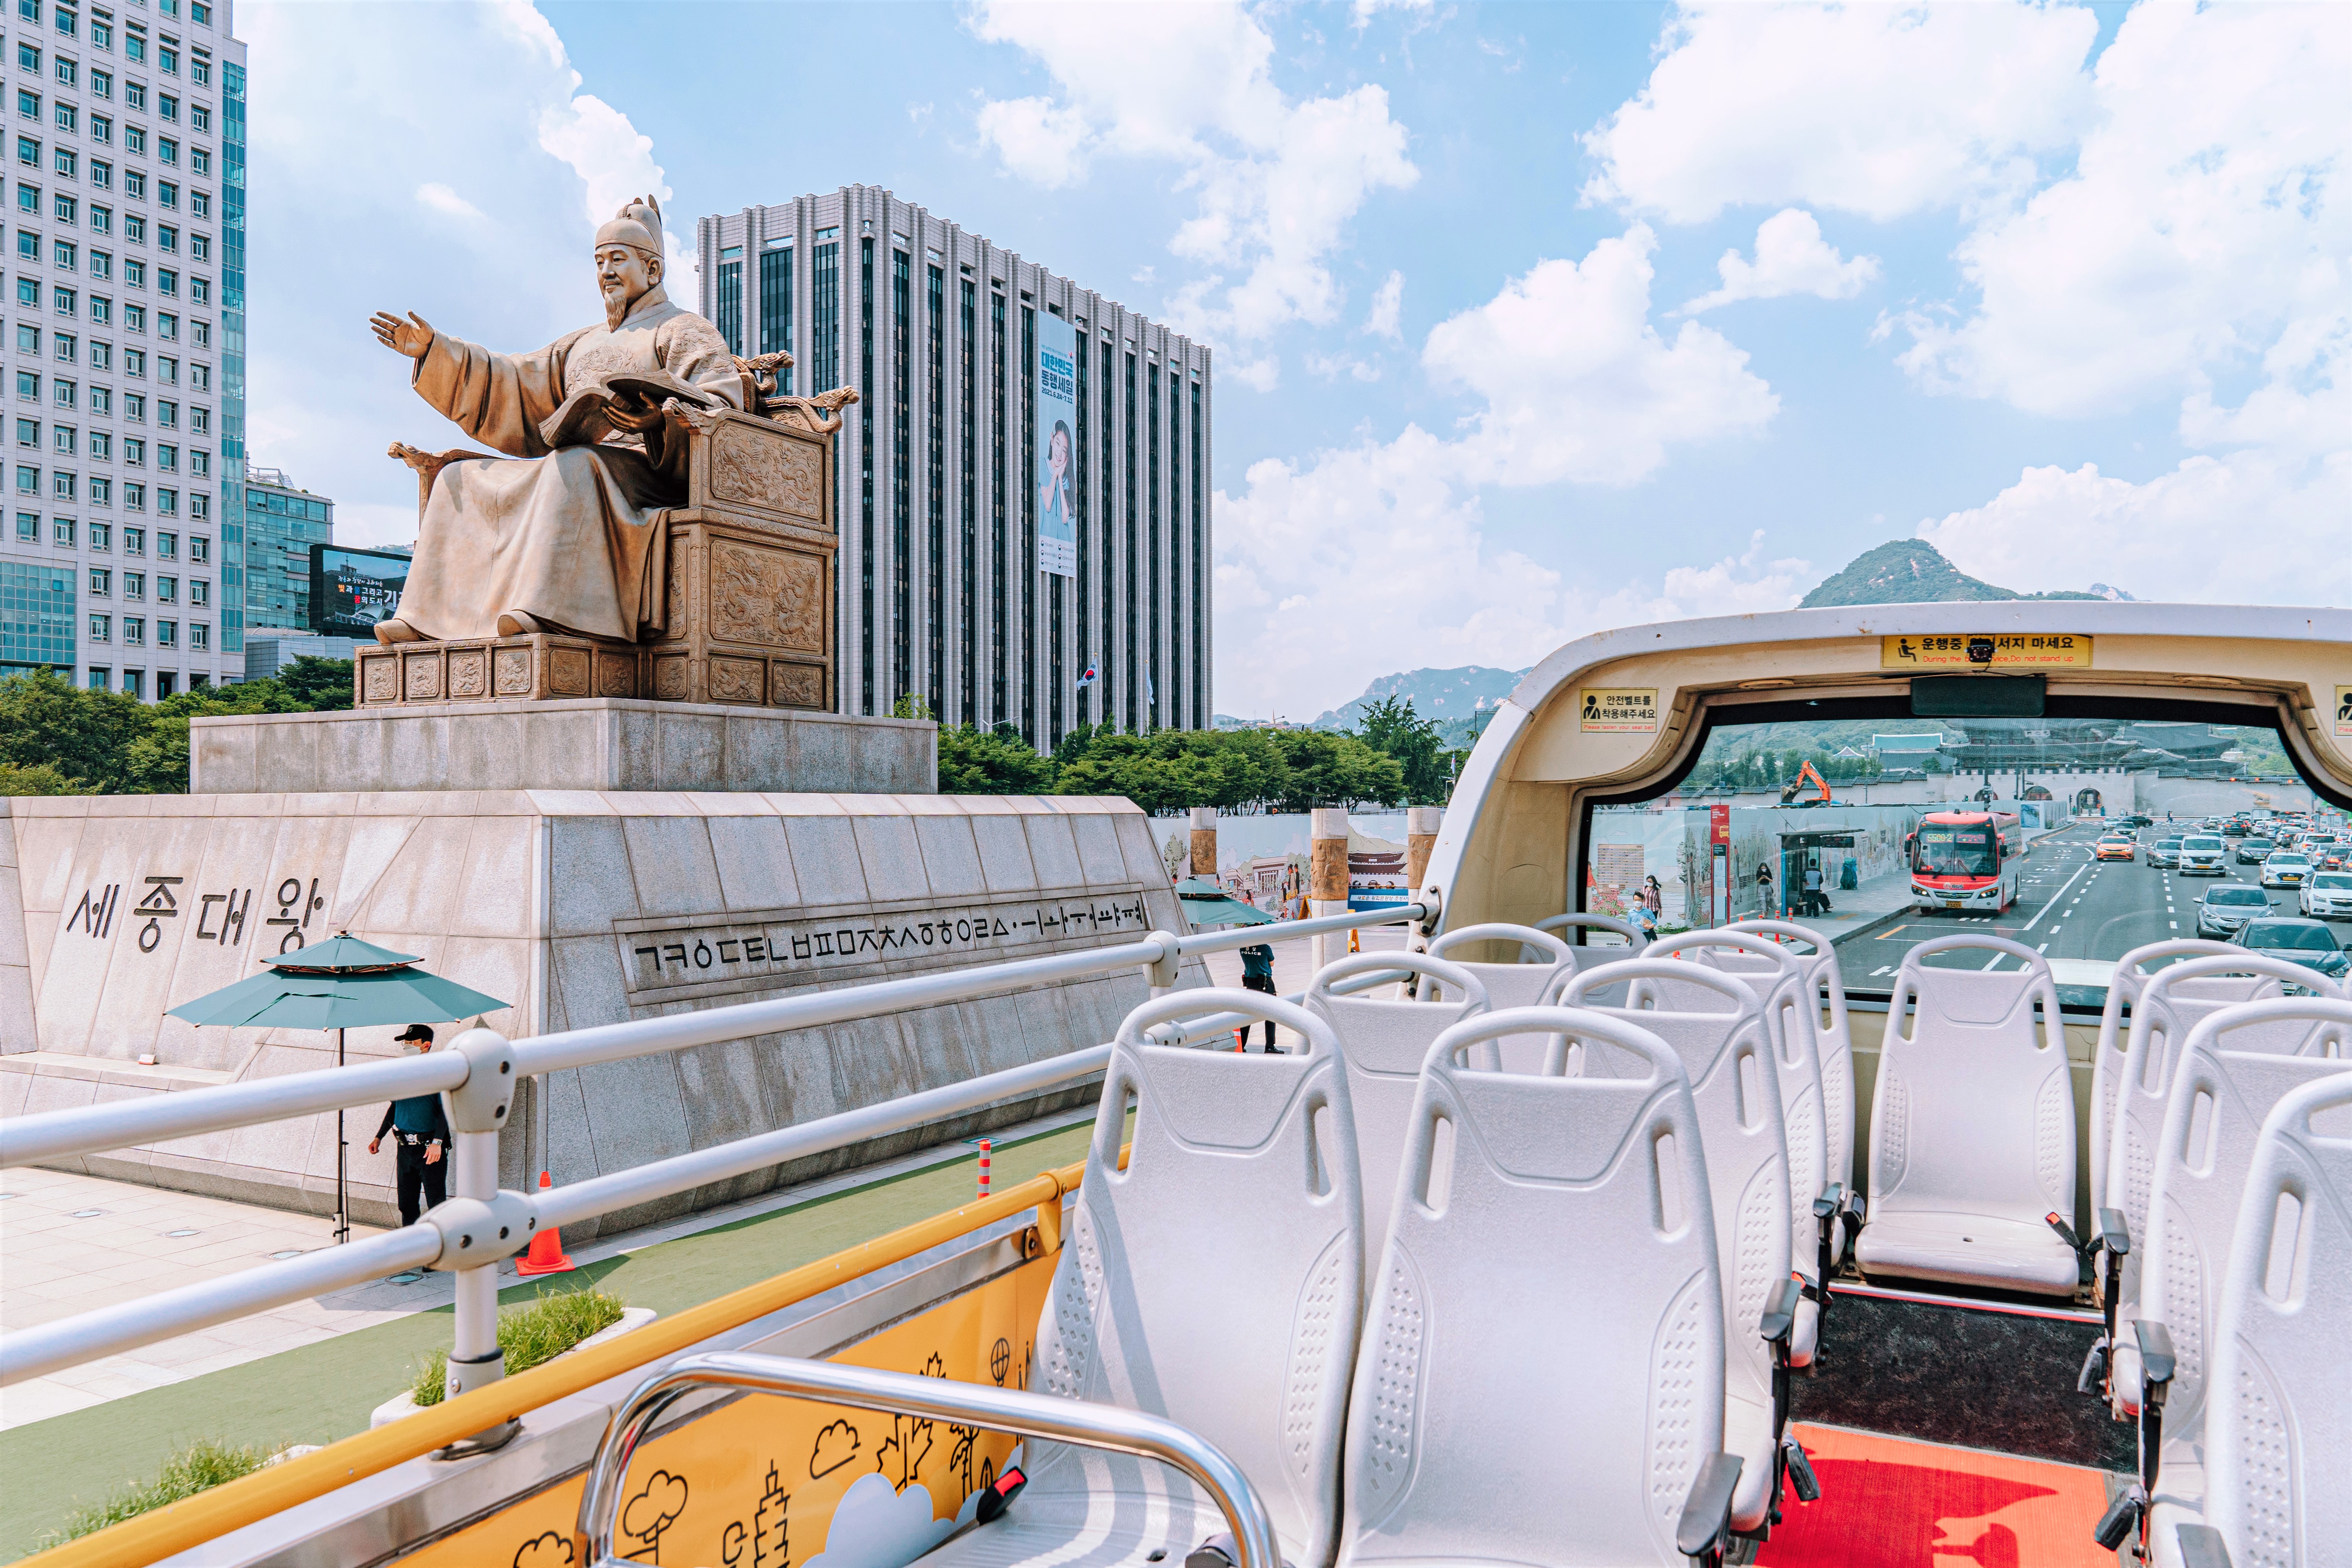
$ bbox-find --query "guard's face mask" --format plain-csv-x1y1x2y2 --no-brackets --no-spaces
401,1041,430,1054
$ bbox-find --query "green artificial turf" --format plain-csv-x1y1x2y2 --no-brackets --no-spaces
0,1118,1097,1562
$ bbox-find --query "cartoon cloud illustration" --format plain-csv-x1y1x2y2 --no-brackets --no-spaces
512,1530,576,1568
622,1470,689,1563
802,1470,953,1568
810,1418,862,1479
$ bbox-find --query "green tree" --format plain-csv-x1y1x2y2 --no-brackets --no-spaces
0,671,151,793
276,655,355,712
1264,729,1406,811
937,723,1059,794
1349,695,1449,805
0,759,97,795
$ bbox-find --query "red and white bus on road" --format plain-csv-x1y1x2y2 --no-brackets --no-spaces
1909,809,2025,913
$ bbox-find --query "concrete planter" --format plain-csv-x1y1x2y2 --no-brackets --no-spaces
369,1307,657,1428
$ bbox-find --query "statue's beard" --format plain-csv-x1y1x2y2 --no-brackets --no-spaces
602,282,635,330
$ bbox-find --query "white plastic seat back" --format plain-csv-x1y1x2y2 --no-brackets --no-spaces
1560,958,1792,1534
2090,941,2238,1216
2135,1000,2352,1444
1016,989,1364,1568
1338,1006,1725,1568
2206,1056,2352,1568
1307,951,1491,1266
1732,918,1856,1192
1857,935,2077,1295
2109,957,2337,1312
1534,912,1648,975
1425,923,1573,1073
1647,932,1832,1276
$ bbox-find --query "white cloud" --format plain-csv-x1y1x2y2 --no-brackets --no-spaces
802,1472,952,1567
241,2,690,550
1891,3,2350,421
1584,3,2096,224
1352,0,1432,28
1213,435,1811,717
1919,451,2350,610
415,182,487,222
967,1,1416,343
1304,350,1380,383
1424,226,1779,488
1365,270,1404,339
1679,208,1878,314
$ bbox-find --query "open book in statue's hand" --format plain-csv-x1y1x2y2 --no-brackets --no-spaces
538,371,720,448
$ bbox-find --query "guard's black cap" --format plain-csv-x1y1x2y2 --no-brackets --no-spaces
395,1024,435,1042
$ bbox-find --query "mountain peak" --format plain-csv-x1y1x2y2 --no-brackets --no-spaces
1798,539,2125,609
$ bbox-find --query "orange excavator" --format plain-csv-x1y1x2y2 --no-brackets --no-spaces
1779,758,1838,806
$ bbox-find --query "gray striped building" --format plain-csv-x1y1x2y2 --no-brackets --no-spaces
695,185,1211,747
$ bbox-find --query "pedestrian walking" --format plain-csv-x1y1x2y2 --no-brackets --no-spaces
1642,875,1663,918
368,1024,451,1226
1755,861,1775,916
1239,940,1280,1054
1802,861,1824,917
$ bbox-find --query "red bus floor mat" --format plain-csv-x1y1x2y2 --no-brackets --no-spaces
1757,1423,2116,1568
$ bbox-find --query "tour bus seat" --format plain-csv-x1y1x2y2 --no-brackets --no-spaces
2108,985,2348,1418
2120,1000,2352,1565
1560,959,1802,1538
1855,936,2077,1296
1643,931,1838,1362
2105,958,2340,1378
2089,941,2237,1220
1730,919,1857,1195
925,988,1364,1568
2183,1059,2352,1568
1335,1005,1744,1567
1306,951,1492,1267
1534,911,1649,965
1423,923,1575,1072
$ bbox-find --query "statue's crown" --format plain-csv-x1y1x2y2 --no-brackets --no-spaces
594,194,664,261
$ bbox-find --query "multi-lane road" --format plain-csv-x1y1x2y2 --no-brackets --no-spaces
1832,819,2321,993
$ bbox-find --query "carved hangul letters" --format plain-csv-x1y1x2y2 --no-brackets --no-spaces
133,876,183,953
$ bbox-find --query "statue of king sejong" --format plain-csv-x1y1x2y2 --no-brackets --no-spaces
367,195,741,646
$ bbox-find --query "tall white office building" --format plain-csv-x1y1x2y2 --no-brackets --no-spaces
2,0,245,698
697,186,1212,747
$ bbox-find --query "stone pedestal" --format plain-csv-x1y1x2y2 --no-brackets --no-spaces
191,701,936,796
1,792,1200,1234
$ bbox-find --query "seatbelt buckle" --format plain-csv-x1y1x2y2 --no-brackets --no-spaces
1780,1435,1821,1504
974,1464,1026,1524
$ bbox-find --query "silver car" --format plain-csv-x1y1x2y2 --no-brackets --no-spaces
2197,884,2271,937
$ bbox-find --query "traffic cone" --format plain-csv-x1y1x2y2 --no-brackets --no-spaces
977,1140,992,1200
514,1171,576,1276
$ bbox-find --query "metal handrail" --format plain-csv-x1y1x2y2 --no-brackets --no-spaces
0,902,1426,1171
0,900,1429,1390
577,1353,1284,1568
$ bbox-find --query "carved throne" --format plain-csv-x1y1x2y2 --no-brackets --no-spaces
353,359,856,712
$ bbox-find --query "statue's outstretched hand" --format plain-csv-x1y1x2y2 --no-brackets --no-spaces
369,311,433,359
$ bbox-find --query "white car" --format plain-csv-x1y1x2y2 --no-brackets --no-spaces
2177,834,2228,875
2263,852,2313,889
2303,870,2352,920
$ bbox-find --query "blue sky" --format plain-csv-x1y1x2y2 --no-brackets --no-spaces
244,1,2347,718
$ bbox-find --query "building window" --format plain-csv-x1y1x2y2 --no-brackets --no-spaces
86,667,106,689
925,258,944,720
87,471,105,504
12,508,32,542
124,524,142,554
88,612,108,641
1123,350,1137,731
189,619,205,650
120,667,139,698
757,238,790,385
0,558,75,671
89,565,108,595
156,573,175,602
858,234,873,716
189,577,204,606
713,245,741,356
1021,301,1036,746
51,468,74,499
990,288,1007,727
50,513,71,545
891,245,910,707
187,532,204,563
123,569,143,599
123,614,141,644
809,236,839,393
86,519,105,550
155,617,174,647
959,273,975,726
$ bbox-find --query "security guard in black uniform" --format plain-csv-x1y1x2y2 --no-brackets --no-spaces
368,1024,452,1226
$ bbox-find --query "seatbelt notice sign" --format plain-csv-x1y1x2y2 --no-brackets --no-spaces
1880,634,2092,670
1579,687,1659,732
2336,686,2352,738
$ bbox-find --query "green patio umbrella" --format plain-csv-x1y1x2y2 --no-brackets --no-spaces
166,933,511,1243
1174,876,1277,931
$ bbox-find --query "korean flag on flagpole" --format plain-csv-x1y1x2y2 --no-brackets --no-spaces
1075,662,1099,689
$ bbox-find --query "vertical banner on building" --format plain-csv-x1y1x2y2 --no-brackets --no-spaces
1035,312,1078,578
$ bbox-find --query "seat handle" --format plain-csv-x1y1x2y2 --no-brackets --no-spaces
576,1352,1284,1568
1673,1452,1744,1563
